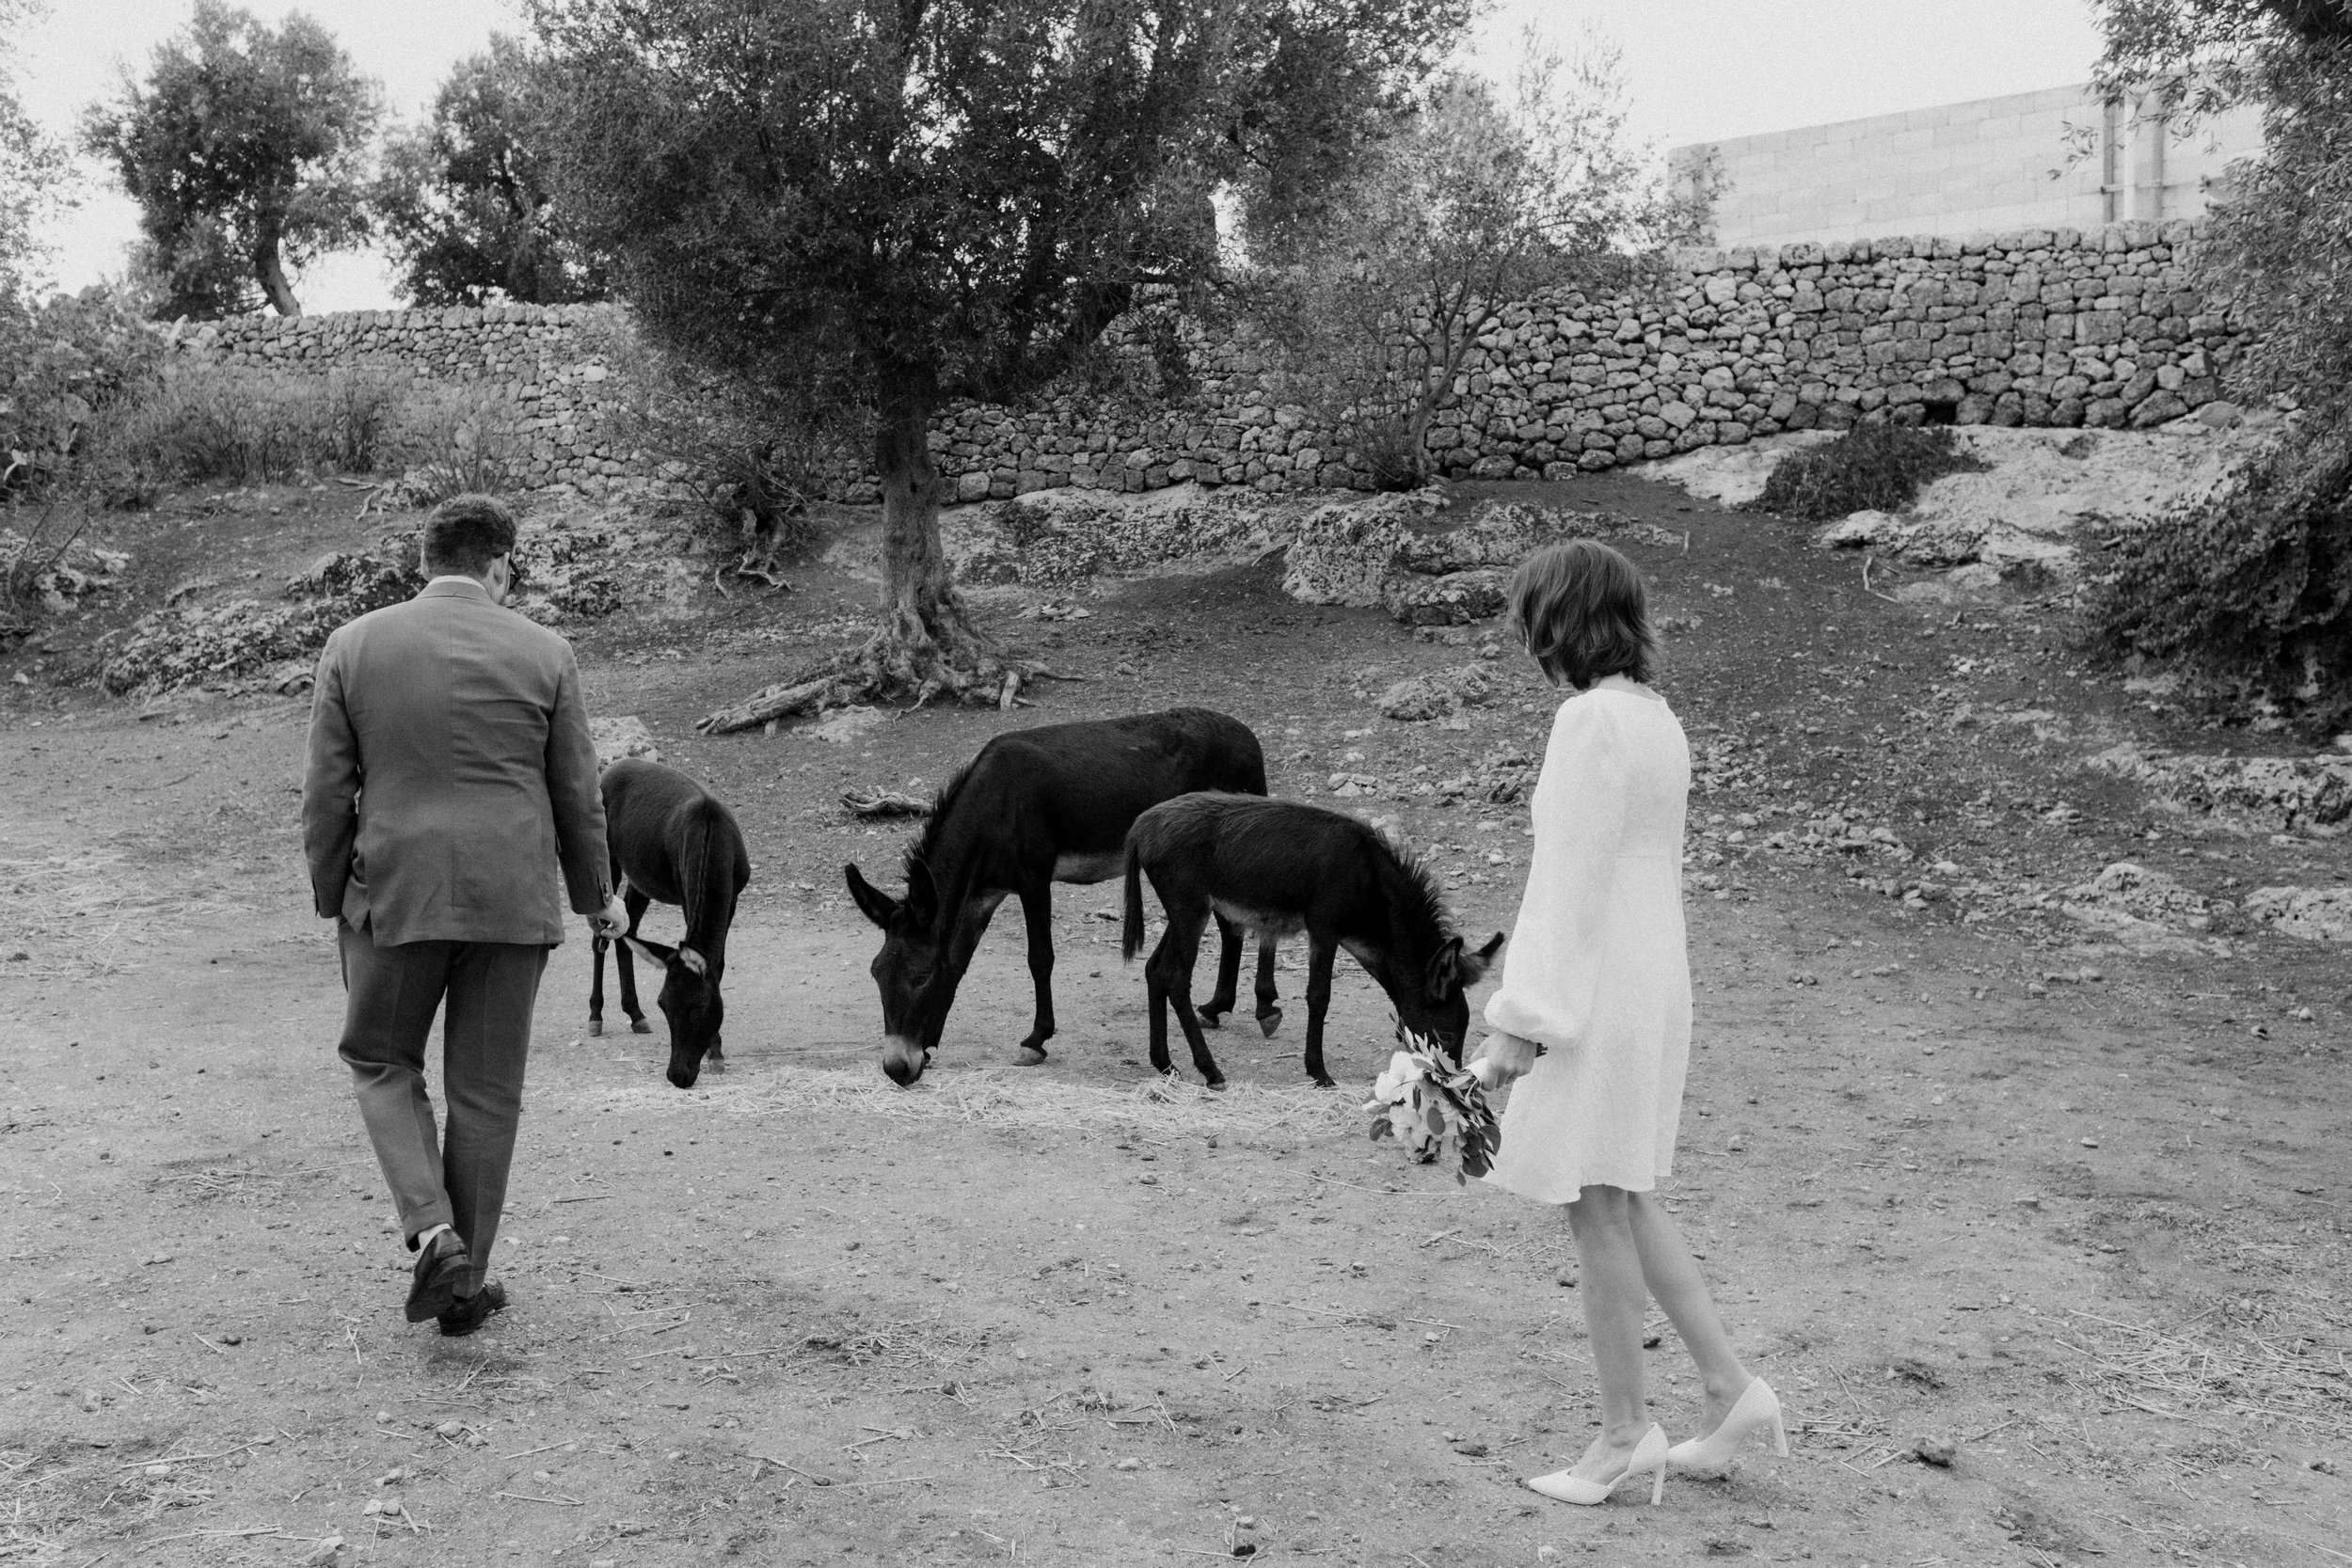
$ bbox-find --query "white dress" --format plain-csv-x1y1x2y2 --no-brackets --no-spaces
1483,676,1692,1202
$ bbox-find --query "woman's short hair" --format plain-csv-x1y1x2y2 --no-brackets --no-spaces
421,494,518,578
1506,538,1657,689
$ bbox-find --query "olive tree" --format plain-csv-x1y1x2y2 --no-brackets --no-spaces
373,35,608,308
526,0,1471,730
2081,0,2352,724
1262,33,1704,489
83,2,380,318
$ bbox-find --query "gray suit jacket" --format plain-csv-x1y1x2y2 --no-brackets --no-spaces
302,578,610,946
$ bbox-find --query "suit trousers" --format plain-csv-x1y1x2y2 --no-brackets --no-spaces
338,919,549,1291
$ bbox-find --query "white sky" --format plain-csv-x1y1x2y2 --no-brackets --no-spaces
16,0,2106,310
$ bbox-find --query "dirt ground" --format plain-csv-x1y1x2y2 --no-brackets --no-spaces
2,469,2346,1568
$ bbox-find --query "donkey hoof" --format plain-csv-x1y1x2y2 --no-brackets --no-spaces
1257,1008,1284,1038
1311,1073,1337,1090
630,1020,653,1036
1204,1074,1228,1092
1198,1006,1227,1031
587,1020,604,1037
1011,1045,1048,1068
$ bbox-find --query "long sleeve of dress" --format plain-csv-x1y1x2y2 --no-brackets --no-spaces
1483,696,1629,1051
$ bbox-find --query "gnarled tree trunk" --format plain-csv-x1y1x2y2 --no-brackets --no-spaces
696,390,1041,735
254,229,301,317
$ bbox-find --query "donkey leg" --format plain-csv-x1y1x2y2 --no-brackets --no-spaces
1162,917,1226,1089
1253,935,1283,1037
1199,914,1245,1029
1015,885,1056,1065
588,935,608,1037
620,890,654,1034
1301,935,1338,1088
1142,930,1180,1078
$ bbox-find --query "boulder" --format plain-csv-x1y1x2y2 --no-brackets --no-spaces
1382,569,1510,626
1378,662,1498,721
2244,886,2352,942
589,716,662,769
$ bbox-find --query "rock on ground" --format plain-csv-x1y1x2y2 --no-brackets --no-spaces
2061,862,2215,928
1378,663,1497,721
590,716,662,768
1651,424,2269,580
2088,744,2352,833
945,482,1297,587
2244,886,2352,942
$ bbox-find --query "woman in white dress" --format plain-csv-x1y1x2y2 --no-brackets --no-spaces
1472,540,1785,1506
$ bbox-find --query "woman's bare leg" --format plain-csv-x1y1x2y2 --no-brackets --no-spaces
1562,1186,1654,1481
1626,1190,1753,1434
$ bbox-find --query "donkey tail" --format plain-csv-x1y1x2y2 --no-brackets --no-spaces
1121,841,1148,963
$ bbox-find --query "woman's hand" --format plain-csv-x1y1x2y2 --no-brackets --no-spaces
1470,1031,1542,1086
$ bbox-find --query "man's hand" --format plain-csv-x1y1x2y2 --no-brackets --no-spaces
590,894,629,939
1470,1031,1542,1087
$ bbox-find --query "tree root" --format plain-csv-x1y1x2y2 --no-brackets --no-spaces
695,607,1060,735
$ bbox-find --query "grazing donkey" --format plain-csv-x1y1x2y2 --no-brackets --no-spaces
1122,794,1504,1088
591,758,752,1090
845,707,1279,1087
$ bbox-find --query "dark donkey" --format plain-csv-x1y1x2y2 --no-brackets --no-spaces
1122,794,1504,1088
590,758,752,1089
845,707,1279,1086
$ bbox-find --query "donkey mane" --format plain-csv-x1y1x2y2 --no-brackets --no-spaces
901,753,983,879
1365,823,1456,948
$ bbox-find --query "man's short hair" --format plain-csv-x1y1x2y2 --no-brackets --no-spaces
421,494,518,578
1506,538,1657,689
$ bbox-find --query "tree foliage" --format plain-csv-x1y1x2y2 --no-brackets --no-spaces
0,0,72,304
2082,1,2352,722
1263,34,1704,488
528,0,1472,725
373,35,607,308
82,2,381,318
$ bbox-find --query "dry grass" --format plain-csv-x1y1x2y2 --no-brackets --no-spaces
0,832,251,977
595,1064,1368,1140
2054,1303,2352,1442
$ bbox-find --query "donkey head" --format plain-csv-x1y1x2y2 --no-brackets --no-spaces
624,935,723,1089
1394,931,1506,1062
845,859,955,1086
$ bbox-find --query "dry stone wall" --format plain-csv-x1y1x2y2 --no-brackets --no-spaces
185,219,2245,502
182,301,642,494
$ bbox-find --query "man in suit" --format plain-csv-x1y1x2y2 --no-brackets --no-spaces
302,493,625,1336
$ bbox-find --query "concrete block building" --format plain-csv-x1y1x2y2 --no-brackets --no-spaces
1671,84,2263,248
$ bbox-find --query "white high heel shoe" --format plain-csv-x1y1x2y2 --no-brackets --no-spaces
1665,1377,1788,1471
1524,1423,1670,1506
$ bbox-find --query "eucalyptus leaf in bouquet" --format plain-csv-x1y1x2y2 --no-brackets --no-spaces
1364,1034,1503,1184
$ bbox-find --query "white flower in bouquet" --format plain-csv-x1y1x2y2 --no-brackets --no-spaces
1364,1034,1504,1183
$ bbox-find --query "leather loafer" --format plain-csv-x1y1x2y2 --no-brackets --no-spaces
437,1279,507,1338
404,1230,471,1323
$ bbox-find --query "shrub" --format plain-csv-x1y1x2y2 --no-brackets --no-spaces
0,288,165,499
2082,422,2352,732
89,362,408,494
382,383,531,504
1746,421,1988,522
592,325,855,562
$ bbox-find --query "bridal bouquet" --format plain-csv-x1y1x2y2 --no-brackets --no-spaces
1365,1037,1504,1184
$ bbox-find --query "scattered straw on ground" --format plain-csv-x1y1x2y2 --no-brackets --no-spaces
591,1064,1367,1140
2054,1305,2352,1442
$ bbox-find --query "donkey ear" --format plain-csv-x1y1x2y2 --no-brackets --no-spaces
904,858,940,925
675,946,708,977
1460,931,1506,986
623,934,675,967
844,863,899,928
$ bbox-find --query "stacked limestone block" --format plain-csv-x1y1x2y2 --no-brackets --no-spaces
182,221,2244,504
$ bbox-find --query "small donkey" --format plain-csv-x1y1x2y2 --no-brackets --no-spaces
592,758,751,1089
1122,794,1503,1088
